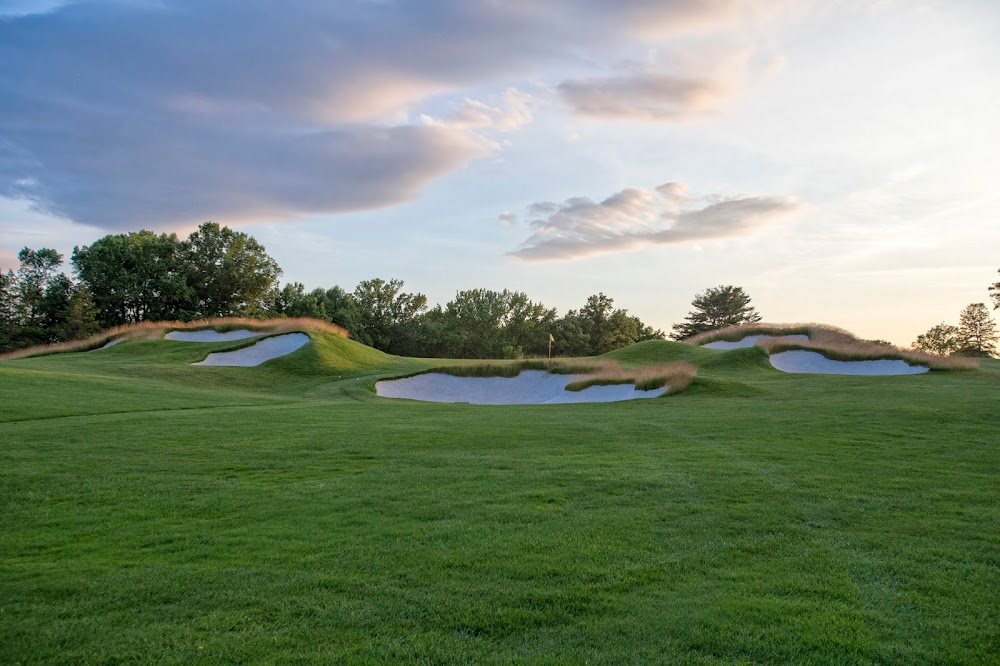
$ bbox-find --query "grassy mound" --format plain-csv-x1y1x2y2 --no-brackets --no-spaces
0,317,350,361
686,322,978,371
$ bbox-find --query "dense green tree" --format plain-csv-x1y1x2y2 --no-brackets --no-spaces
0,248,101,352
317,286,362,334
186,222,281,317
272,282,328,320
568,293,664,355
578,293,615,354
912,323,961,356
72,231,191,326
441,289,512,358
402,306,451,358
13,247,64,335
499,291,557,357
60,285,101,341
0,269,14,350
957,303,997,357
440,289,556,358
549,314,591,357
671,285,762,340
350,278,427,353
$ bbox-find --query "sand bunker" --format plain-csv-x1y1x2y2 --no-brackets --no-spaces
97,339,123,350
165,329,262,342
376,370,664,405
193,333,309,367
770,350,928,375
703,334,809,350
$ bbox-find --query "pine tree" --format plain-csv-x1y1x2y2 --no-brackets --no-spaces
957,303,997,357
671,285,762,340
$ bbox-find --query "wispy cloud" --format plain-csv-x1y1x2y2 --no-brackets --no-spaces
558,72,729,121
507,182,801,261
442,89,535,132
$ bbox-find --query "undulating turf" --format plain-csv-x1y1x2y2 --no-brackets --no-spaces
1,331,998,664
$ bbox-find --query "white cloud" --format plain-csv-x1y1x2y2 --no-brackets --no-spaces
446,89,534,132
507,182,800,261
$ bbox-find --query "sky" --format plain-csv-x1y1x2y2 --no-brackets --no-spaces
1,0,999,345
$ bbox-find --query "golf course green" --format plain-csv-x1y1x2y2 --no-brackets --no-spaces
2,326,998,664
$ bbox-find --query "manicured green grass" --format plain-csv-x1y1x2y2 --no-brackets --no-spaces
1,334,998,664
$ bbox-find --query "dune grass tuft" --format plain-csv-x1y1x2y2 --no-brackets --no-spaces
686,322,978,371
0,317,348,361
564,361,697,392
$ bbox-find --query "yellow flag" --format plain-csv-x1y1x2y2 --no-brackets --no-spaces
549,333,554,343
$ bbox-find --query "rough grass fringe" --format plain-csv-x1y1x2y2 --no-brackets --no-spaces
564,362,697,392
685,322,978,371
0,317,348,361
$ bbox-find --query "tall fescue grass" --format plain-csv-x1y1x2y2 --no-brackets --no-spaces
686,322,978,371
410,358,697,394
0,317,348,361
564,361,697,392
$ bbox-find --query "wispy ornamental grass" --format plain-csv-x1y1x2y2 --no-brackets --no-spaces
686,322,978,371
0,317,348,361
684,322,854,346
564,361,697,392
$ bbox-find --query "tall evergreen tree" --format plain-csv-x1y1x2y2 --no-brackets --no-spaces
671,285,762,340
957,303,997,357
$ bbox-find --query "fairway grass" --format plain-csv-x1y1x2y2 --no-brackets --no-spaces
1,334,998,663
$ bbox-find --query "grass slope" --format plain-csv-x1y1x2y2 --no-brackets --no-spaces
1,336,998,664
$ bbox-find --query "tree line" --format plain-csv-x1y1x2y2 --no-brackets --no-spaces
4,223,997,358
909,267,999,358
1,223,665,357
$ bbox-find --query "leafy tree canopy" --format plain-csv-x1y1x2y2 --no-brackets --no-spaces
186,222,281,318
350,278,427,353
912,323,961,356
1,248,99,352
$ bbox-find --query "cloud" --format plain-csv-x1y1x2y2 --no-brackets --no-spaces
558,72,731,121
556,41,757,121
4,122,484,230
445,89,534,132
0,0,75,18
0,1,776,231
497,211,518,228
507,182,801,261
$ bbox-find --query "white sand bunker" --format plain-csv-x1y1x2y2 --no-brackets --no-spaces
165,329,262,342
703,334,809,350
770,350,928,375
193,333,309,367
377,370,664,405
97,339,123,350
